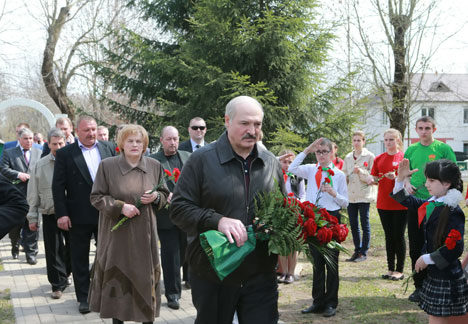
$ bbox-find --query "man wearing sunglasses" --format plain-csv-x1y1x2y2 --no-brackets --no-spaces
179,117,207,153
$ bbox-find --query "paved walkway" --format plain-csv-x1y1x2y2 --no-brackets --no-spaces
0,235,196,324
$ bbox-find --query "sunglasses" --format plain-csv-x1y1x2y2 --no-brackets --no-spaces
191,126,206,131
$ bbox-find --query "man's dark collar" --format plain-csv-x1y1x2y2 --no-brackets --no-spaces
217,131,267,165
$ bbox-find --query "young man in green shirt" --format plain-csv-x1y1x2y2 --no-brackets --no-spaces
403,116,456,303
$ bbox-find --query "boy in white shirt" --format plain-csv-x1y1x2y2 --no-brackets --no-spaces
287,137,348,317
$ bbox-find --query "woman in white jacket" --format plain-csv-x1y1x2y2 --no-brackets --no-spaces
342,131,376,262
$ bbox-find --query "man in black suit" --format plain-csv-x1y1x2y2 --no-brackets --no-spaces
178,117,207,153
150,126,191,310
0,128,42,264
52,115,115,314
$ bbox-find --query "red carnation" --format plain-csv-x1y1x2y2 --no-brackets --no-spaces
445,238,456,250
363,162,368,167
331,224,349,243
164,169,172,177
173,168,181,182
445,229,462,250
304,205,315,219
316,227,333,244
328,169,335,176
297,215,304,226
447,229,462,242
288,192,295,197
324,178,331,184
303,218,317,237
115,146,120,153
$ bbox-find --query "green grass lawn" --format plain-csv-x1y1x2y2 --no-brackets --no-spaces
278,203,468,324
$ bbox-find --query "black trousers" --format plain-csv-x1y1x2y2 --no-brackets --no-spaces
9,217,38,257
69,224,98,302
407,208,426,289
378,209,407,273
158,226,183,300
42,214,71,291
310,210,341,309
190,272,278,324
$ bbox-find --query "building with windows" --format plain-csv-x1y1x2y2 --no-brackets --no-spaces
362,73,468,158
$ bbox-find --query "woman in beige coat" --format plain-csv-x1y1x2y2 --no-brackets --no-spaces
343,131,375,263
89,125,169,324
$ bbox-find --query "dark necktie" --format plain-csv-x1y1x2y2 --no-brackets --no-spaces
23,149,29,165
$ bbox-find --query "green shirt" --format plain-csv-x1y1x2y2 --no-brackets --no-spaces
404,140,456,199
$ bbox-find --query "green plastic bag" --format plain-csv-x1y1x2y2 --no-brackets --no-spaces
199,227,257,281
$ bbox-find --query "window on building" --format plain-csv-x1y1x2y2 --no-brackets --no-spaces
464,143,468,155
464,108,468,124
382,110,388,125
421,107,435,119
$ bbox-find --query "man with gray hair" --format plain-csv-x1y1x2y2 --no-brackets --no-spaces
0,128,42,264
171,96,284,323
27,128,71,299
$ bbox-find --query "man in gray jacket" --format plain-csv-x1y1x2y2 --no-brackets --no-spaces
27,128,71,299
171,96,284,324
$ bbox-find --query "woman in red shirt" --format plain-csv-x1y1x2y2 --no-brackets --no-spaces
370,128,407,281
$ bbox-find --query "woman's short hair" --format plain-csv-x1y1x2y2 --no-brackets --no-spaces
117,124,149,154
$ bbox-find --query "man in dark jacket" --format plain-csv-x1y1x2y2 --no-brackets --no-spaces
171,96,284,324
149,126,191,310
0,174,29,240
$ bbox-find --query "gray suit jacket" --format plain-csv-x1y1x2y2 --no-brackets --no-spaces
149,150,191,229
0,146,42,196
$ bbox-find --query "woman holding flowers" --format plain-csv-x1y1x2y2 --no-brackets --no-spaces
370,128,407,281
89,125,169,324
288,137,348,318
392,159,468,323
343,130,376,262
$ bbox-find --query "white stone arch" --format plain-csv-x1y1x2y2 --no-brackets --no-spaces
0,98,57,128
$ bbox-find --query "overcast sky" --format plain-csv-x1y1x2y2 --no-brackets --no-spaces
1,0,468,90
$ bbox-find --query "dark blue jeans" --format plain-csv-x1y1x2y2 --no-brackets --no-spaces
347,203,370,255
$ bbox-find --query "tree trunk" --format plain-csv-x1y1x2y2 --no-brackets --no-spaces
389,14,410,138
41,6,76,122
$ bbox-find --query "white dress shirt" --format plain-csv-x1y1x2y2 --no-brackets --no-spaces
77,139,101,181
289,152,348,211
190,139,205,151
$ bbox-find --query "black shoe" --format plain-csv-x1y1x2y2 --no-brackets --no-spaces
381,274,391,280
323,306,336,317
79,301,90,314
184,281,191,289
11,247,19,259
408,289,421,303
301,304,324,314
26,255,37,265
167,298,180,310
345,252,359,262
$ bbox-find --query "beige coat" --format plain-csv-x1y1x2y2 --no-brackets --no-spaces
27,153,55,223
343,148,376,203
89,155,169,322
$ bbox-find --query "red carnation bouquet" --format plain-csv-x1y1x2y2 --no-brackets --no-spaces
296,200,349,268
254,189,349,270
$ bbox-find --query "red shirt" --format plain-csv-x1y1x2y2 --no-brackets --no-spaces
371,152,407,210
333,157,344,170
